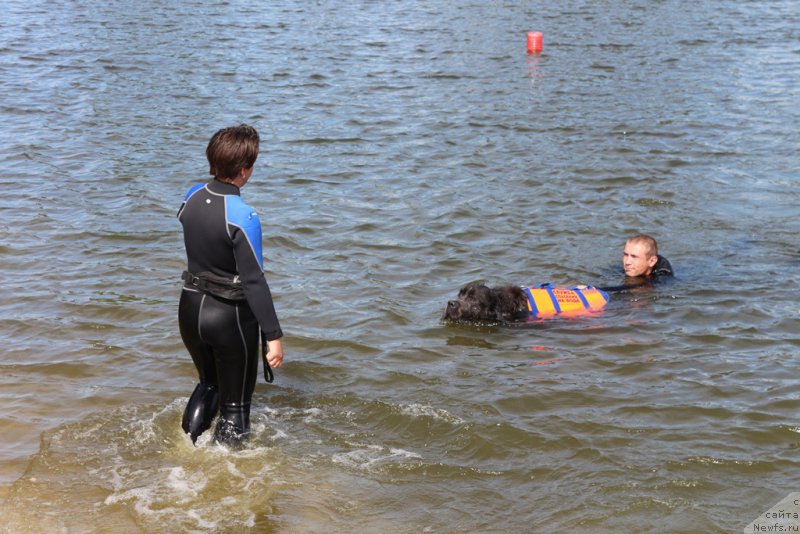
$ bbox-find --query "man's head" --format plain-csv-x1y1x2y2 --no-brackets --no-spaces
206,124,260,182
623,234,659,277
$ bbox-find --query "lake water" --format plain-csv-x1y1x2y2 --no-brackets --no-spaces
1,0,798,532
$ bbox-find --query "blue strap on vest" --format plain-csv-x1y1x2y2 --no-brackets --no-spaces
570,286,591,309
523,286,537,315
534,282,562,313
545,286,561,313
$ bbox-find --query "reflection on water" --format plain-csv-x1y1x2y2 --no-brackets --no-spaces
1,0,799,532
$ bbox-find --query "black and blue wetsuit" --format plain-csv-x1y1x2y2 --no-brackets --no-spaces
178,179,283,445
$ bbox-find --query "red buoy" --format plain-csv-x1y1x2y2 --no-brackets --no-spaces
527,31,543,54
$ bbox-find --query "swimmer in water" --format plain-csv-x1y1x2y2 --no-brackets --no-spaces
177,124,284,447
622,234,673,281
600,234,673,293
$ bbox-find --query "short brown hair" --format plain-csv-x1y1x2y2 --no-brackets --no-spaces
626,234,658,258
206,124,260,180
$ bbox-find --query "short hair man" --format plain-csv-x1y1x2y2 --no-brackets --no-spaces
622,234,673,279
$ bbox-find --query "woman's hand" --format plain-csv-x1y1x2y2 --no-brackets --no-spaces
266,338,284,369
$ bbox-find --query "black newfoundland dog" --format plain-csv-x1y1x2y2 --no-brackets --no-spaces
442,283,530,323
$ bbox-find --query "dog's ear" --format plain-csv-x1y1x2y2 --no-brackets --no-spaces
494,286,529,319
484,289,501,320
472,285,499,321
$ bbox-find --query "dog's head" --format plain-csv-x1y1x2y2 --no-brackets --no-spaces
443,283,529,322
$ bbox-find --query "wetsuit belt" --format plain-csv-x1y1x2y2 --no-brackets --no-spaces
182,270,246,301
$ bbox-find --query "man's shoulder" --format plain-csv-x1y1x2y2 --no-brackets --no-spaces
653,255,673,277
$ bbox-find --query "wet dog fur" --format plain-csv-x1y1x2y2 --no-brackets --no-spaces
442,283,530,323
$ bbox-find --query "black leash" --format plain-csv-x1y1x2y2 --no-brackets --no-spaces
597,284,641,293
261,331,274,383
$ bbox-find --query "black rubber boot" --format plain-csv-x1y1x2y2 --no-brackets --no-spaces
214,402,251,448
182,383,220,444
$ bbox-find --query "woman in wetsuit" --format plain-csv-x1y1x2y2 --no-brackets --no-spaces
177,124,284,446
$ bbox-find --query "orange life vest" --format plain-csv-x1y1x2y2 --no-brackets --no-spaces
523,283,609,317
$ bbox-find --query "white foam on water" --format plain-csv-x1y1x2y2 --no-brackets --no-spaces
388,447,423,459
77,399,286,532
332,443,422,471
166,466,207,501
303,407,324,423
186,508,227,530
399,402,464,424
225,459,246,479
